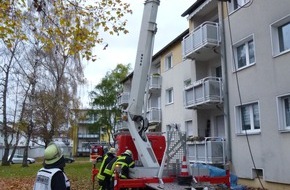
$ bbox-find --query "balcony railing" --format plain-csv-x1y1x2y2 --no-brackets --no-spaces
77,147,90,153
187,137,226,164
147,107,161,124
148,74,161,94
78,133,99,138
182,21,220,61
115,120,129,131
117,92,130,107
184,77,223,109
78,120,96,124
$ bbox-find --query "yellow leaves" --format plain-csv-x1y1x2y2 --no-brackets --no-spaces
0,0,133,61
59,17,69,27
5,40,13,49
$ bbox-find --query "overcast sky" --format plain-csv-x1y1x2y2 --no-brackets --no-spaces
80,0,194,107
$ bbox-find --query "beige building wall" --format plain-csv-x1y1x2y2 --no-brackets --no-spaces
157,37,197,134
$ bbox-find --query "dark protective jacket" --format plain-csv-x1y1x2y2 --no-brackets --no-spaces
97,152,116,181
103,156,119,177
114,154,135,179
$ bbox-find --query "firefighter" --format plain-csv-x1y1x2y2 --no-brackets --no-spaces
103,149,135,189
97,147,117,190
33,142,70,190
115,149,135,179
103,154,119,189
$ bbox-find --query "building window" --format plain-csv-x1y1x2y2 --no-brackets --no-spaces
228,0,250,13
165,54,173,70
236,102,260,134
278,22,290,52
185,120,193,137
165,88,173,104
271,14,290,56
216,66,222,78
233,35,255,70
277,95,290,131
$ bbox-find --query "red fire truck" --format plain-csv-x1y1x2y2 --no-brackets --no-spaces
90,144,105,163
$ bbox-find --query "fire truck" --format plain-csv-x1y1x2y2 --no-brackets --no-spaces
92,1,231,189
90,144,105,163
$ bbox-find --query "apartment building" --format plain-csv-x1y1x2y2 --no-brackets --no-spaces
116,0,290,188
152,30,193,133
72,109,108,156
181,0,290,189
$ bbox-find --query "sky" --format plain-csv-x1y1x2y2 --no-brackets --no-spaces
79,0,195,107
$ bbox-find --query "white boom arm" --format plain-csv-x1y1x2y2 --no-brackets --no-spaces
127,0,160,168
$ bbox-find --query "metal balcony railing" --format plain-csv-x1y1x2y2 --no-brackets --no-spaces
115,120,129,131
182,21,220,60
77,147,90,153
78,120,95,124
147,107,161,124
77,133,99,138
187,137,226,165
117,92,130,107
184,77,223,109
148,74,161,93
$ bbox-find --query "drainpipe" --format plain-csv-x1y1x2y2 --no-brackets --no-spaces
218,1,232,162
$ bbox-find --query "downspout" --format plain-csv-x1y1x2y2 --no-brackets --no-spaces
218,1,232,162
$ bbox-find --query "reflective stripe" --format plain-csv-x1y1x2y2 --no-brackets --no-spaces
115,161,128,168
119,173,127,179
128,162,134,167
97,174,105,180
97,155,109,180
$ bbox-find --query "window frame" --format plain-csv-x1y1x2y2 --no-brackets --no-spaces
228,0,250,14
233,34,256,71
165,53,173,70
277,94,290,132
270,14,290,57
185,120,193,137
165,88,174,105
235,102,261,135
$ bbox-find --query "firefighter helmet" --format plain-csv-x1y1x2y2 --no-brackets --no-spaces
124,149,132,157
108,148,116,154
44,142,63,164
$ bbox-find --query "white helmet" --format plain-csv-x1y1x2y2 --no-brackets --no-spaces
108,148,116,154
124,149,132,157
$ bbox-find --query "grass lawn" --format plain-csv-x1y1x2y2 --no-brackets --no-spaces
0,157,100,190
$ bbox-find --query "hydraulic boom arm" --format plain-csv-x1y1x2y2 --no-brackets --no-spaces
127,0,160,168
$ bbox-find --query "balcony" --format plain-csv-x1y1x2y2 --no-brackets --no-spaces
184,77,223,109
148,74,161,94
115,120,129,131
187,137,226,164
77,147,90,153
117,92,130,107
78,133,99,139
147,107,161,124
182,22,220,61
78,120,96,124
